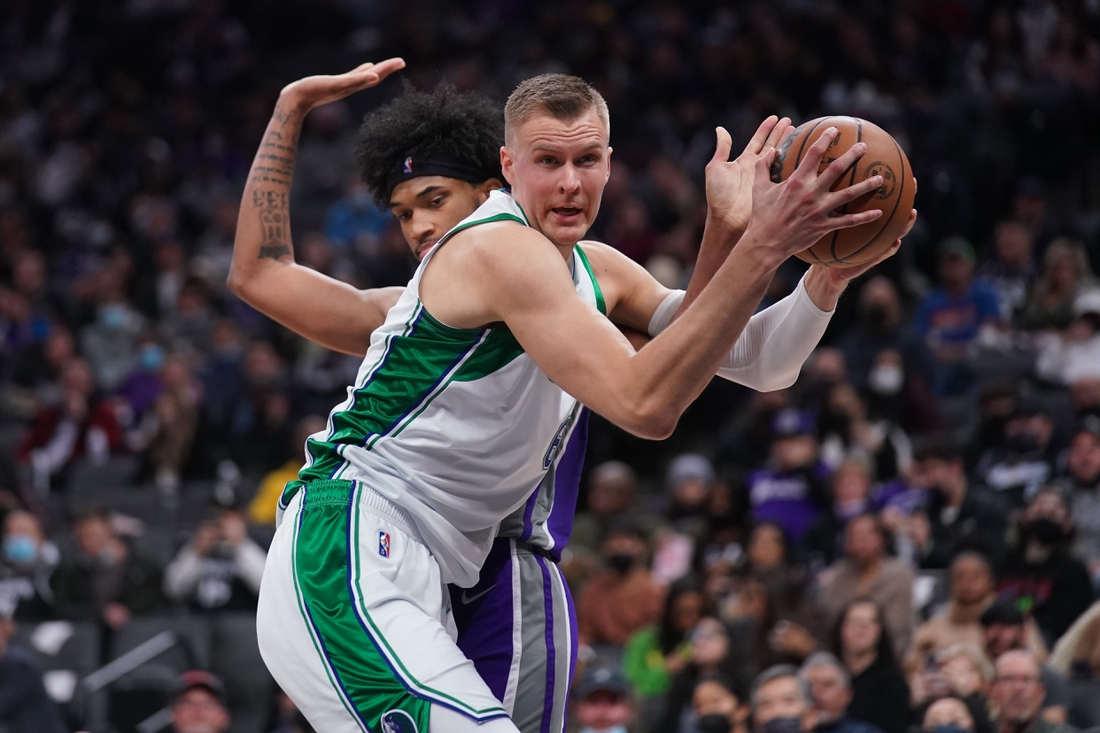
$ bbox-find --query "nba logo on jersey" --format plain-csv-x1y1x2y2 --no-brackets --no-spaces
378,531,391,558
381,709,418,732
403,156,413,174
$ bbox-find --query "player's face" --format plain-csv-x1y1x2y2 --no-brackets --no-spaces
502,108,610,248
389,177,499,261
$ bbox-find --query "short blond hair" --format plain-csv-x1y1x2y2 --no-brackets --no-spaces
504,74,609,146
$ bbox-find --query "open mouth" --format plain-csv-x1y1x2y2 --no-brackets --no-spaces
551,207,583,222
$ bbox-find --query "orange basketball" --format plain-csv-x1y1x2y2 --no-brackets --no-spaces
769,116,916,268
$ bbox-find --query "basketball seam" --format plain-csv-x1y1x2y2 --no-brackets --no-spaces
843,135,908,264
792,118,827,266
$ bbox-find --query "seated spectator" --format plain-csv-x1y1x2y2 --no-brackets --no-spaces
16,358,124,494
909,442,1008,569
979,220,1037,325
80,290,145,391
803,460,875,572
838,276,934,392
912,645,994,730
750,664,817,733
922,696,976,733
1022,239,1098,333
624,577,707,704
664,453,717,541
659,617,749,733
0,510,58,621
996,489,1091,645
164,505,266,613
818,514,915,661
907,553,1000,681
988,650,1078,733
833,599,911,733
817,383,911,481
1065,612,1100,728
171,670,231,733
51,508,164,629
800,652,884,733
973,400,1056,509
247,415,327,526
912,237,1002,396
746,409,830,545
573,666,635,733
1035,291,1100,386
724,570,821,677
572,461,641,555
692,672,750,733
577,521,665,649
125,354,202,496
0,606,67,733
1055,416,1100,580
981,601,1068,725
6,325,75,420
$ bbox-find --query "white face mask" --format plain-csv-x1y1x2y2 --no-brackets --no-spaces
868,364,904,395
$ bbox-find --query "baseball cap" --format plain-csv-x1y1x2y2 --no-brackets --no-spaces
979,600,1024,627
576,666,630,699
1076,413,1100,441
937,236,976,265
176,670,227,707
666,454,715,490
772,408,815,438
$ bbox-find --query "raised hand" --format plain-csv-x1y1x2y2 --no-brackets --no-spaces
745,127,887,264
705,115,793,232
279,58,406,116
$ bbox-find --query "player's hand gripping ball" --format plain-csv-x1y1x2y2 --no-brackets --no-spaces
770,116,916,267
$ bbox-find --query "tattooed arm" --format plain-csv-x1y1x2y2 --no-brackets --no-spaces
228,59,406,357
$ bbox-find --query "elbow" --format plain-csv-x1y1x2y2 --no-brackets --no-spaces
623,403,678,440
759,368,800,392
226,266,245,298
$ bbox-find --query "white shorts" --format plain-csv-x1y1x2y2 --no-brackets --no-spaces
256,479,520,733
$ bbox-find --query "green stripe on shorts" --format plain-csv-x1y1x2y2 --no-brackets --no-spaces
292,479,431,733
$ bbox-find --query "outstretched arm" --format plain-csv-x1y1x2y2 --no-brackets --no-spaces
227,59,406,356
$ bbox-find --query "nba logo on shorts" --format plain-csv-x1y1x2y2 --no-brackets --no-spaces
378,531,391,558
381,709,418,732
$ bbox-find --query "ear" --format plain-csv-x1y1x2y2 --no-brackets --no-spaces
500,146,515,187
474,178,504,203
605,146,613,183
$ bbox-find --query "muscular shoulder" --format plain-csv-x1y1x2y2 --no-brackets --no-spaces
578,240,663,318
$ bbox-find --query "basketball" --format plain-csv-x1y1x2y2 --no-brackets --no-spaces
769,116,916,268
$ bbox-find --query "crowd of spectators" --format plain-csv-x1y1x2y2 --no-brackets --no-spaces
0,0,1099,732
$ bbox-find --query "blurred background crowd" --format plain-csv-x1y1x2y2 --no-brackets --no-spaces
0,0,1099,732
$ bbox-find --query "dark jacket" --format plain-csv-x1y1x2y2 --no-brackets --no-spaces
848,653,911,733
51,547,164,621
0,646,68,733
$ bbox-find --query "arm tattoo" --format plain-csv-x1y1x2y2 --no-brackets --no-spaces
257,210,290,260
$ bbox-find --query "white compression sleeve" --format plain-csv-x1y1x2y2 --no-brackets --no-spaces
647,275,834,391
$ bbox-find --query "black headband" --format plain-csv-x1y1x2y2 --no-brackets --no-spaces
385,154,495,201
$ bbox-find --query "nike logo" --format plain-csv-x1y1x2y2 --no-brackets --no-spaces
460,584,498,605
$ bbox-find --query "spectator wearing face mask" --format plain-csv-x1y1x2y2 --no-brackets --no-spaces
573,666,636,733
51,508,164,629
750,664,818,733
0,510,58,621
657,617,751,733
988,651,1078,733
817,383,912,482
908,442,1008,569
973,400,1056,510
692,672,751,733
577,522,665,649
800,652,883,733
996,489,1091,645
922,696,977,733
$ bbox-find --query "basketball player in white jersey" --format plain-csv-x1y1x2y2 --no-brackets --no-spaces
243,61,914,733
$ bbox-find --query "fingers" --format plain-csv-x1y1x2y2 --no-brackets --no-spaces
823,171,883,210
369,57,407,81
901,208,918,238
828,208,883,232
790,127,838,183
817,140,868,192
764,117,793,149
709,126,734,166
745,116,779,155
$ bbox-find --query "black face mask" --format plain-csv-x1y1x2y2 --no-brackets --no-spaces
607,554,635,574
864,305,891,331
698,714,733,733
1025,518,1066,545
927,725,969,733
760,717,803,733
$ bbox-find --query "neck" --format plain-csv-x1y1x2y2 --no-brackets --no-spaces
856,555,883,578
999,718,1033,733
845,648,877,676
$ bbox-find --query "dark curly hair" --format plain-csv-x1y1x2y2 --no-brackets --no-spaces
355,82,504,206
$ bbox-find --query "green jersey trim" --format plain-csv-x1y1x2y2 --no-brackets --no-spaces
574,245,606,316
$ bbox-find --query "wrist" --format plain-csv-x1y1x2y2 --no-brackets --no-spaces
803,265,845,312
705,208,747,239
734,227,786,273
274,92,308,119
